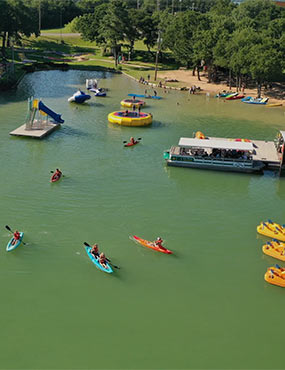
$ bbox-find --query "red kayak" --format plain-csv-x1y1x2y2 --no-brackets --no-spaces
124,141,139,147
50,172,62,183
132,235,172,254
226,94,245,100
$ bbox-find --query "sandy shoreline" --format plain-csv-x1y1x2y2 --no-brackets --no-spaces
156,70,284,105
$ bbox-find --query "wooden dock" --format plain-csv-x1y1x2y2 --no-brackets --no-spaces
10,122,60,139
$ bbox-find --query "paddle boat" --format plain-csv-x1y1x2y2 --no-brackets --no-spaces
164,137,264,174
89,87,106,97
262,240,285,262
241,96,268,105
68,90,91,104
257,220,285,242
108,111,152,127
264,265,285,288
121,99,145,108
86,79,98,90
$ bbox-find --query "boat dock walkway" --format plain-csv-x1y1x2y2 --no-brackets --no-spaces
10,122,60,139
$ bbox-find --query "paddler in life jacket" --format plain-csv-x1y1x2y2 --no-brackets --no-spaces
130,137,136,145
53,168,62,179
99,252,107,268
90,244,99,258
12,230,20,245
154,237,163,248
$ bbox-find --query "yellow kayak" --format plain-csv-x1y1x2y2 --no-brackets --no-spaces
257,221,285,241
264,266,285,287
266,103,283,108
262,240,285,261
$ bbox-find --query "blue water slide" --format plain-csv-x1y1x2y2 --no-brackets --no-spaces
38,101,64,123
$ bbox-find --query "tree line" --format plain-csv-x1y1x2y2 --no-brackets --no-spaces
74,0,285,95
1,0,284,96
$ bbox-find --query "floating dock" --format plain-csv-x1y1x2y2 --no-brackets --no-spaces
10,97,64,139
10,121,60,139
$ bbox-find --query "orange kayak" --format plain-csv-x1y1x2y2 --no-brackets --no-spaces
132,235,172,254
264,266,285,287
262,240,285,262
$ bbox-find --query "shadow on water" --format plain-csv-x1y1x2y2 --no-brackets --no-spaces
56,126,91,138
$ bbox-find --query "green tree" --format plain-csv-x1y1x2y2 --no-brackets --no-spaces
99,0,130,66
75,3,108,44
163,11,200,68
1,0,39,58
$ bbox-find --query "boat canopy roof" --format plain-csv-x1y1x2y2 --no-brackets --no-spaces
178,137,254,151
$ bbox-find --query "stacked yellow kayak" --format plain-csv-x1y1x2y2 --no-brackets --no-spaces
264,266,285,287
262,240,285,262
257,220,285,241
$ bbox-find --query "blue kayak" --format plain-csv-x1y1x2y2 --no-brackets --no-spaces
6,232,24,252
128,93,162,100
84,246,113,274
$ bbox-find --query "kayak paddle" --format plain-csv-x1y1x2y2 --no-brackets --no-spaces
123,138,142,144
50,171,64,176
5,225,26,245
83,242,120,269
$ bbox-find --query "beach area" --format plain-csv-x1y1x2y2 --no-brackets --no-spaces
155,69,285,104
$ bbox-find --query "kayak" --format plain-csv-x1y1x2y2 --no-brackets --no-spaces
128,93,162,100
262,240,285,261
84,246,113,274
264,266,285,287
132,235,172,254
266,103,283,108
257,221,285,242
50,172,62,183
124,141,139,147
226,94,245,100
6,232,24,252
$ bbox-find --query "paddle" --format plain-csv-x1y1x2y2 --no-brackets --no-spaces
5,225,27,245
123,138,142,144
83,242,120,269
50,171,64,176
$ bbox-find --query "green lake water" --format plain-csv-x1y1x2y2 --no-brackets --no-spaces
0,70,285,369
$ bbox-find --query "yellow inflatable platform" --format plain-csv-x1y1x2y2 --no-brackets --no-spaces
108,111,152,127
121,99,145,109
257,221,285,242
264,266,285,287
262,240,285,261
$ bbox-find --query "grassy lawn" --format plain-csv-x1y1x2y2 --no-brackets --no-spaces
2,30,188,90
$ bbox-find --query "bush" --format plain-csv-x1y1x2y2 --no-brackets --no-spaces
64,17,81,33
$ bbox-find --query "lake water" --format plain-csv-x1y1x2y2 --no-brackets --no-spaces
0,70,285,369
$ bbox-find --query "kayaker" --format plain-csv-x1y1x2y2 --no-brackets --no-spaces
130,137,136,145
90,244,99,257
12,230,20,245
54,168,62,177
154,237,163,248
99,252,107,268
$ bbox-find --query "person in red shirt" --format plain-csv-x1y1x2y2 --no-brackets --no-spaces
12,230,21,245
